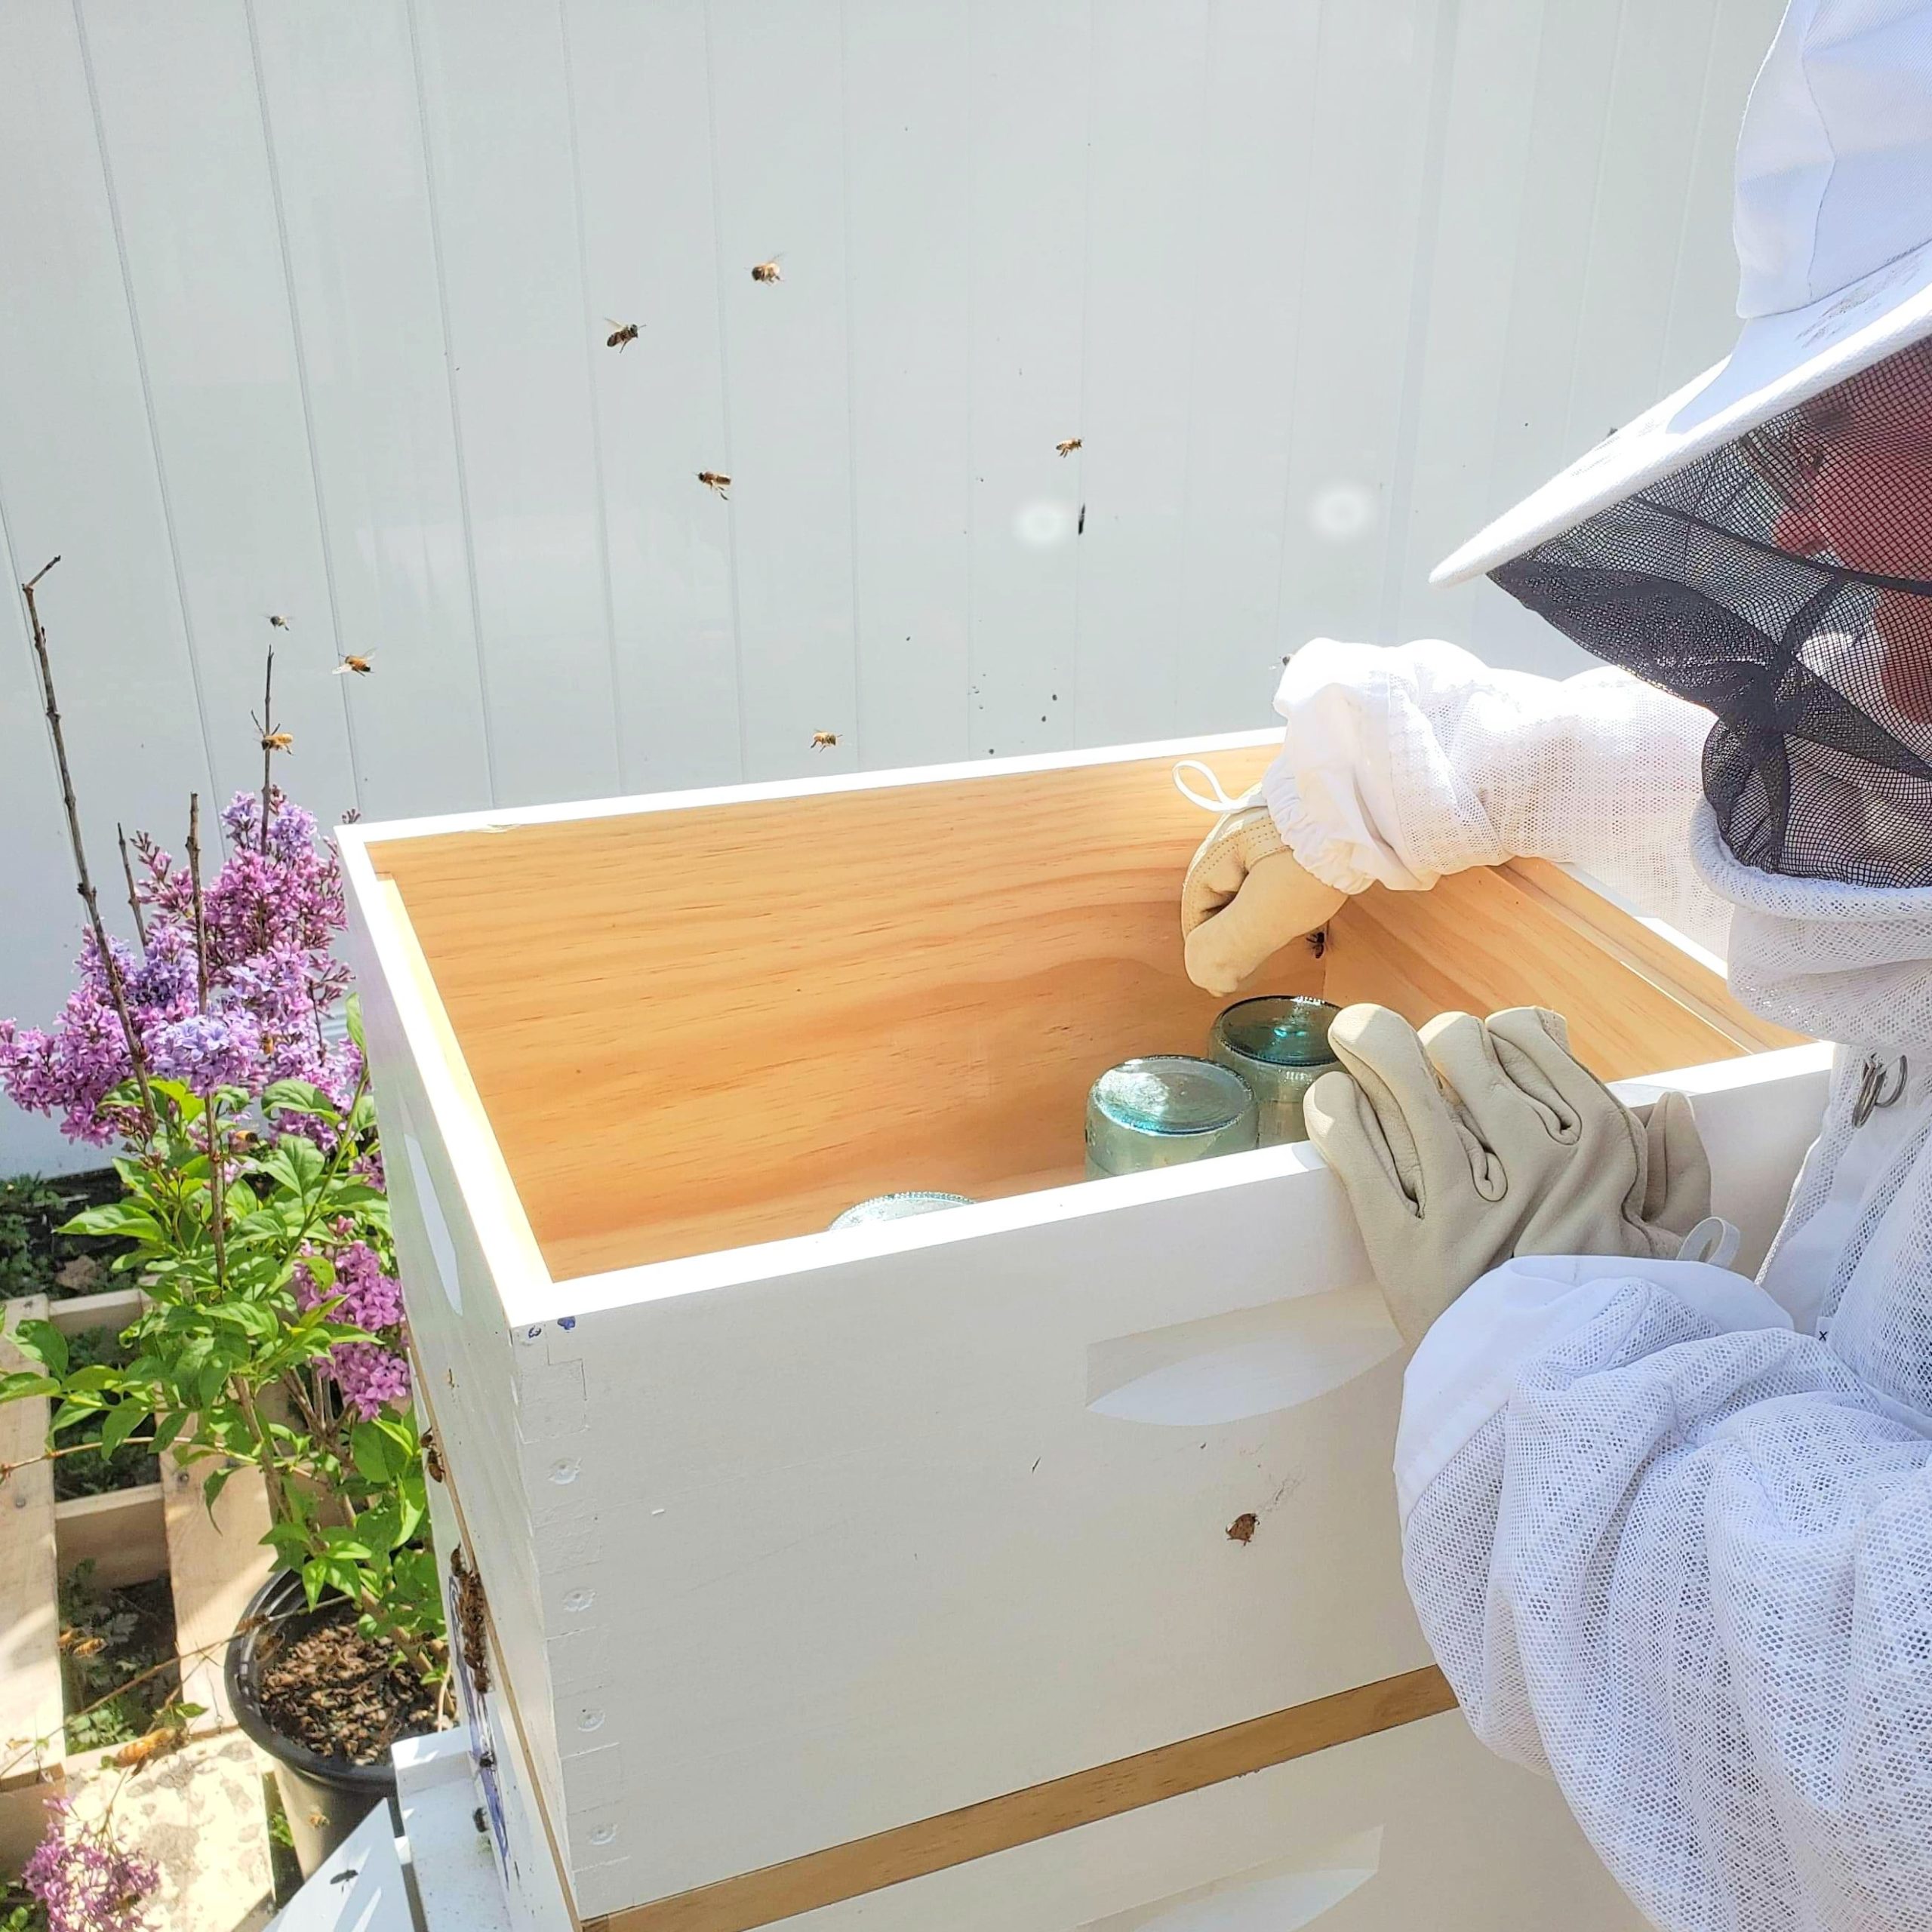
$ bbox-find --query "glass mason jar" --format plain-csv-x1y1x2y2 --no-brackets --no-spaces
829,1192,976,1229
1084,1055,1260,1179
1208,995,1343,1145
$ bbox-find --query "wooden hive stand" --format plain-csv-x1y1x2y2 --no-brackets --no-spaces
0,1284,273,1866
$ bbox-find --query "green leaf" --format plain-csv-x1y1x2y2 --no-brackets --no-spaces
263,1080,340,1121
346,993,365,1052
201,1464,234,1517
349,1420,397,1485
98,1401,148,1458
300,1558,330,1608
12,1319,67,1377
60,1201,165,1242
0,1371,58,1403
151,1411,187,1455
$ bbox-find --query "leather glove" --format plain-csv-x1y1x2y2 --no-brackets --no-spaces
1303,1003,1713,1345
1177,774,1347,997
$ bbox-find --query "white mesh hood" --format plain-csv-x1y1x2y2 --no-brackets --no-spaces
1693,801,1932,1048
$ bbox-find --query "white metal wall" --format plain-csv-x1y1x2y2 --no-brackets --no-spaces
0,0,1780,1174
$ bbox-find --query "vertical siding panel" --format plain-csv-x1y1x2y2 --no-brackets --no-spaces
409,0,621,805
1070,0,1213,747
1385,0,1545,648
705,0,859,781
1658,0,1783,387
843,0,974,771
564,0,742,793
1272,0,1442,658
965,0,1090,761
1172,0,1321,740
249,0,493,823
77,0,358,824
1466,2,1624,671
0,0,217,1161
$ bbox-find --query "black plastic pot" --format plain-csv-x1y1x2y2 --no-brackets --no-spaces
226,1571,402,1878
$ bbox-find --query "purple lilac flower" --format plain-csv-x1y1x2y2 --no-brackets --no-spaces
23,1799,159,1932
328,1341,411,1421
296,1238,404,1333
148,1012,259,1090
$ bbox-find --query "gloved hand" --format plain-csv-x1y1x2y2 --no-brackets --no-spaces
1303,1003,1713,1345
1178,778,1347,996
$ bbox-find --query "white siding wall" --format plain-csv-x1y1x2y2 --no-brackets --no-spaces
0,0,1780,1174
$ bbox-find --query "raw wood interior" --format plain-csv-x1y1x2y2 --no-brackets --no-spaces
368,748,1797,1283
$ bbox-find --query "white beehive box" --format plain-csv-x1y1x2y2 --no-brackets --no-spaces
340,731,1829,1932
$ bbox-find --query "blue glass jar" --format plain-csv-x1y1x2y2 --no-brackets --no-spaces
1084,1056,1259,1179
1208,995,1342,1145
829,1192,976,1229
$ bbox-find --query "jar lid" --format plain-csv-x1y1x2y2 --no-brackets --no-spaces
1213,996,1341,1069
829,1192,976,1229
1090,1056,1255,1137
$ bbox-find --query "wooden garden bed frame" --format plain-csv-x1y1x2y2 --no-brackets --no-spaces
0,1287,272,1848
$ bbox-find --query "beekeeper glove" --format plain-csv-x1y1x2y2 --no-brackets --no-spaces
1304,1003,1712,1345
1176,763,1347,997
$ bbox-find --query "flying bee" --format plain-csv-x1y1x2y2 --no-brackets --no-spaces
605,318,641,350
333,653,374,676
1055,437,1082,458
811,731,839,750
697,470,731,499
266,614,291,629
750,254,784,284
260,730,294,754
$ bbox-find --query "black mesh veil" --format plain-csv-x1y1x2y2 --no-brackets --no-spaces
1491,342,1932,888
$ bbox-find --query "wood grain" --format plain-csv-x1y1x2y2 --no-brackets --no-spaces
162,1450,271,1734
368,743,1294,1280
1323,864,1767,1082
54,1484,168,1592
0,1296,63,1785
588,1668,1457,1932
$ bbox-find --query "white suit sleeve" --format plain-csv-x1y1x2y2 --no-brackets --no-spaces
1260,638,1730,955
1398,1255,1932,1931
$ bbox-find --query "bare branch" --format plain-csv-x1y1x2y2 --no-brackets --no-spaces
186,793,229,1293
259,636,275,852
115,823,148,951
20,564,157,1135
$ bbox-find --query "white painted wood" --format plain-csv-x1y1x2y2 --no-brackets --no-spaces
267,1799,411,1932
343,736,1826,1926
777,1712,1644,1930
0,0,1787,1175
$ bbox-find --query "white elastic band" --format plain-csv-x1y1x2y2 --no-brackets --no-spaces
1675,1216,1743,1269
1172,759,1245,814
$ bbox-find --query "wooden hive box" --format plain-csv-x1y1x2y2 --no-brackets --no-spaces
340,730,1829,1932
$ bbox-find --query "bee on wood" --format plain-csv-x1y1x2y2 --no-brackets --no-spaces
750,255,784,284
333,653,374,677
423,1428,446,1485
1055,437,1082,457
697,471,731,499
266,614,291,629
605,319,641,350
811,731,839,750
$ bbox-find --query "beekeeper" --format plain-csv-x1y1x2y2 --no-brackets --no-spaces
1180,4,1932,1927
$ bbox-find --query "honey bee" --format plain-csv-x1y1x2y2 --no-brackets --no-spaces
67,1635,106,1660
697,471,731,499
332,653,374,676
750,255,784,284
260,730,294,754
1055,437,1082,458
112,1724,186,1772
811,731,839,750
605,319,641,350
423,1428,446,1485
266,614,291,629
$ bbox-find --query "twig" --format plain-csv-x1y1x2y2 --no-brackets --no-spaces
186,794,229,1293
20,561,157,1136
259,638,275,853
115,824,147,951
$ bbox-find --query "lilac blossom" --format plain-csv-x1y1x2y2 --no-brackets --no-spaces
296,1236,411,1421
328,1340,412,1421
23,1799,159,1932
0,789,361,1137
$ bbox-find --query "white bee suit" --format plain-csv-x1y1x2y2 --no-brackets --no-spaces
1263,637,1932,1931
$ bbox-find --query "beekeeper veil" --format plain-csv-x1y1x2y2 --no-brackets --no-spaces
1436,0,1932,892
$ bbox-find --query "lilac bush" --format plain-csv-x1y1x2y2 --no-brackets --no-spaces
20,1801,158,1932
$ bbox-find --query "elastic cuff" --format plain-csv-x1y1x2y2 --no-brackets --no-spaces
1260,762,1414,895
